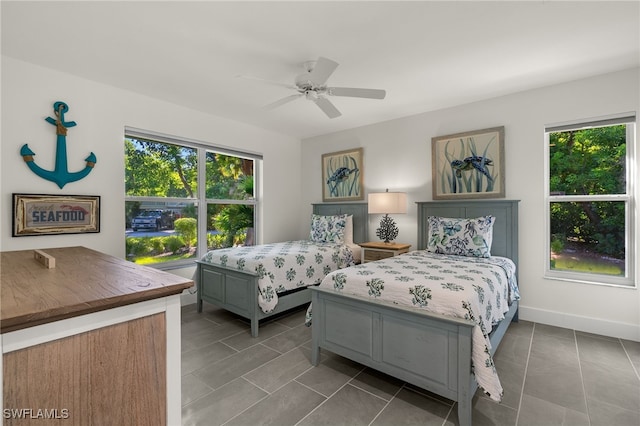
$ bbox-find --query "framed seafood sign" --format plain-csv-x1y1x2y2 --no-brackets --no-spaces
13,193,100,236
321,148,364,202
431,126,505,200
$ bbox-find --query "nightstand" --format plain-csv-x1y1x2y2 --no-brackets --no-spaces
359,241,411,263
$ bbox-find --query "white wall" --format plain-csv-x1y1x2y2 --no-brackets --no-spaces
300,68,640,341
1,57,302,284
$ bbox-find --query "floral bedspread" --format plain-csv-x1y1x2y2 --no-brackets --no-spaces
200,240,354,313
305,250,518,401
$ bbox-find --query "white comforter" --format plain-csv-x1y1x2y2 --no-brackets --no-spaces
306,250,518,401
200,240,354,313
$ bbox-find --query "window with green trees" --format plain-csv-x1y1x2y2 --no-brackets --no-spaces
546,115,635,287
125,130,259,268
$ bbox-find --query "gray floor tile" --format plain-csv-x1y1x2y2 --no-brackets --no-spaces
350,368,404,401
517,393,589,426
622,338,640,372
587,397,640,426
534,323,575,340
371,387,452,426
181,341,238,375
494,357,525,410
182,378,267,426
272,306,309,328
195,343,281,389
529,332,580,367
296,352,364,397
179,303,639,426
181,373,213,406
222,320,291,351
523,351,587,413
448,396,518,426
262,322,313,353
182,318,248,350
577,332,634,371
297,383,387,426
225,380,325,426
243,346,315,393
581,360,640,413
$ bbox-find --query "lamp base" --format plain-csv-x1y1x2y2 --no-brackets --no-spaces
376,214,399,243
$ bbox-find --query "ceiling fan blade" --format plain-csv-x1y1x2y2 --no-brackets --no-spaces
307,57,339,86
264,94,303,110
313,96,342,119
328,87,386,99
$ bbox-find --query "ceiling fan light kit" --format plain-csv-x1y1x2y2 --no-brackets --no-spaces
264,56,386,119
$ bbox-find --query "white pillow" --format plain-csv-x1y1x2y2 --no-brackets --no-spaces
344,215,354,245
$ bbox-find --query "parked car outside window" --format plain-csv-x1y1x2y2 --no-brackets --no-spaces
131,210,175,232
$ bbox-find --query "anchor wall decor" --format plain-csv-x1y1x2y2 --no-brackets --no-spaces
20,101,97,188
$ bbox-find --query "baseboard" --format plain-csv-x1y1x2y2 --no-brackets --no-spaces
518,305,640,342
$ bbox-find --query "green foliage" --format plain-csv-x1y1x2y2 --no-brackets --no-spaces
149,237,166,254
207,233,226,250
550,235,565,254
174,218,197,247
549,125,626,259
214,205,253,247
126,237,154,257
125,138,197,198
164,235,185,253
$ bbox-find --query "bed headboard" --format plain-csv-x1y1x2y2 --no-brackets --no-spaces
312,203,368,244
416,200,519,267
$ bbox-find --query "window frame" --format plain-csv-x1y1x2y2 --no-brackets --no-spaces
544,113,636,288
125,127,261,270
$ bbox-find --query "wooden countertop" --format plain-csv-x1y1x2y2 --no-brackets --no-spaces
1,246,194,334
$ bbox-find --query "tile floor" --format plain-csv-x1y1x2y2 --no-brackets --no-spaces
181,303,640,426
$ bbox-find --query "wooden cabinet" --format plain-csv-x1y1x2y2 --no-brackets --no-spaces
359,241,411,263
0,247,193,426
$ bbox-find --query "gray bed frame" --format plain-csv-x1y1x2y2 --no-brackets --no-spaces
196,202,368,337
310,200,519,426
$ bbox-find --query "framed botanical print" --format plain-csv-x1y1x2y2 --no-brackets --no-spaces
321,148,364,202
431,126,505,200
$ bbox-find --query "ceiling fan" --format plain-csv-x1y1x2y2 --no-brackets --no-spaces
257,57,386,119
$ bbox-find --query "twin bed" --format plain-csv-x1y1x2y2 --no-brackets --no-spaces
309,200,519,426
196,202,368,337
196,199,519,426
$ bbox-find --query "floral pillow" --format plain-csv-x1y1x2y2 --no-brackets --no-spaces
310,214,348,244
426,215,495,258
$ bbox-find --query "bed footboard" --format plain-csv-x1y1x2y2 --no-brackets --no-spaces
311,287,478,425
197,261,313,337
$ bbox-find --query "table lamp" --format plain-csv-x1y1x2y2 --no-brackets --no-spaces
368,189,407,243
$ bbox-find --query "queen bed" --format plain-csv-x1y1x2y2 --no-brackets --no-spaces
196,202,367,337
308,200,519,426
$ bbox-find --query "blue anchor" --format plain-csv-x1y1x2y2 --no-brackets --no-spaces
20,101,96,188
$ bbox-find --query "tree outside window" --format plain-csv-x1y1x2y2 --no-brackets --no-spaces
547,118,635,286
125,136,257,267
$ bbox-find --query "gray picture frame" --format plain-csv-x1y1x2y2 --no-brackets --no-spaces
431,126,505,200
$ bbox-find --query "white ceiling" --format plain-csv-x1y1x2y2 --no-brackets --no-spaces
2,1,639,140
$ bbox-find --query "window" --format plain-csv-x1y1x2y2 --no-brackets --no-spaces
125,129,260,268
545,114,636,287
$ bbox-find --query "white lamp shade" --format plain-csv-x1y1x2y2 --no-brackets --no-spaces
368,192,407,214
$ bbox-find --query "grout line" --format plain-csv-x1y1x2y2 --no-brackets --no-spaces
574,328,593,426
619,338,640,381
220,377,271,426
367,384,404,426
294,365,366,426
514,322,535,426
